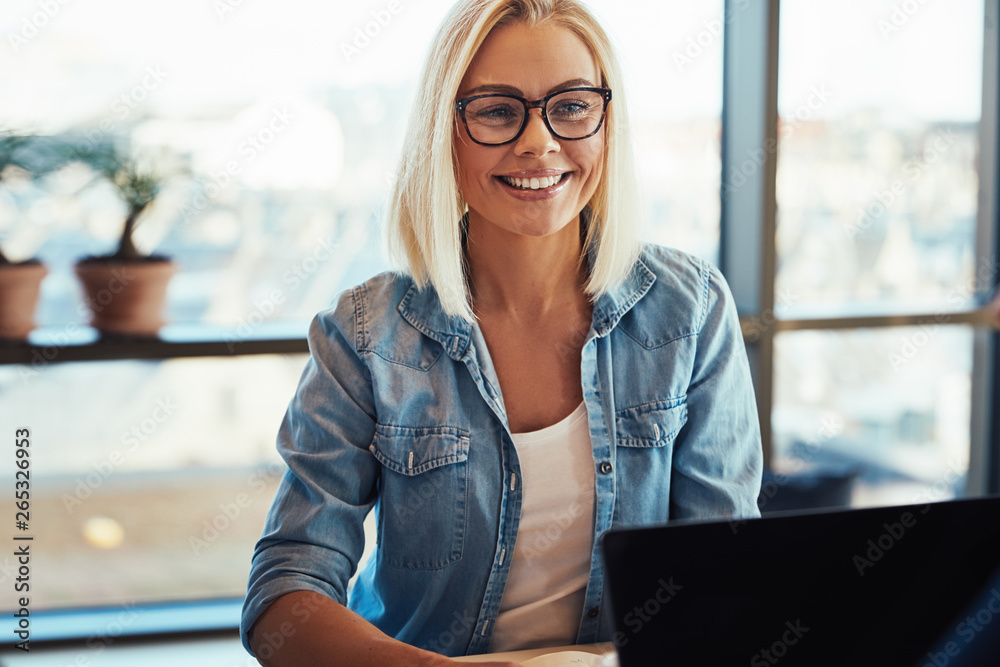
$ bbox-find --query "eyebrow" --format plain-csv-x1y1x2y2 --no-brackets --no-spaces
459,77,597,98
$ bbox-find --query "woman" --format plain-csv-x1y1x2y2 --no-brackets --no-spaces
241,0,762,664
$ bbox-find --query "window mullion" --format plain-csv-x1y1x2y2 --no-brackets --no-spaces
721,0,780,466
970,0,1000,496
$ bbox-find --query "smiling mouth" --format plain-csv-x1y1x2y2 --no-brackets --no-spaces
498,173,567,190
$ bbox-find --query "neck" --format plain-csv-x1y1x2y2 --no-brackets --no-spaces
465,210,588,319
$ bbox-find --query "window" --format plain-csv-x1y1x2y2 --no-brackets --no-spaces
776,0,982,312
770,0,987,506
772,327,974,506
589,0,724,262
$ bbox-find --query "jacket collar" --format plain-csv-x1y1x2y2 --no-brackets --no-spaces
590,253,656,337
397,281,475,362
397,250,655,361
397,205,655,358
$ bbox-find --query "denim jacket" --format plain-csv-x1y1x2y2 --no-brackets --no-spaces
241,243,763,657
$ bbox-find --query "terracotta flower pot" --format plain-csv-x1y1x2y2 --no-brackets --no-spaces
0,260,48,341
74,258,177,336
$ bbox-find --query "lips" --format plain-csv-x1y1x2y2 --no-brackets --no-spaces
498,173,566,190
493,170,572,201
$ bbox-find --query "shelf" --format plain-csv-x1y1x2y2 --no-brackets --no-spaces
10,598,244,644
0,322,309,364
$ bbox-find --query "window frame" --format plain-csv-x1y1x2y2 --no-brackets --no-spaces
720,0,999,493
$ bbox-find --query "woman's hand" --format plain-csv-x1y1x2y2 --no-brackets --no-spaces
395,652,520,667
407,653,521,667
250,591,523,667
431,660,521,667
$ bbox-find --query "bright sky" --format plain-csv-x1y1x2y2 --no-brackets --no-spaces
0,0,983,128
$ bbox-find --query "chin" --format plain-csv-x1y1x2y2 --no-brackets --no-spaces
507,215,576,238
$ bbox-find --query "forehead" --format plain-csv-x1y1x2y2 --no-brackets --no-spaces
460,21,601,96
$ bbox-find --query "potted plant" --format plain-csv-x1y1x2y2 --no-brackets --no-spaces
0,132,49,341
72,141,177,336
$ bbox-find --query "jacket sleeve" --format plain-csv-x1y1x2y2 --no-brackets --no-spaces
669,263,763,521
240,289,378,655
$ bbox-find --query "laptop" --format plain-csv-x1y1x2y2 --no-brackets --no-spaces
601,495,1000,667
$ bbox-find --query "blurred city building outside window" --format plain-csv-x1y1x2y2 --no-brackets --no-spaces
773,0,984,506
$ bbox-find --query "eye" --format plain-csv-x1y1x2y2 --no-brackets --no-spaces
468,100,523,126
549,99,595,120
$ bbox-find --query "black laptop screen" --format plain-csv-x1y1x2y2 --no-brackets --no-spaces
601,496,1000,667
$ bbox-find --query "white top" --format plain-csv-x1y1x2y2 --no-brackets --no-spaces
489,402,597,653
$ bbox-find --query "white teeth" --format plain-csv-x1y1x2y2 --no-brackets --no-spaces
501,174,565,190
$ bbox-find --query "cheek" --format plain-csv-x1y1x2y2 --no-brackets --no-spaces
572,138,605,187
453,128,473,192
454,138,494,196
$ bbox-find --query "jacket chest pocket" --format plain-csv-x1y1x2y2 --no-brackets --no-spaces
616,399,688,448
613,399,688,523
369,424,470,570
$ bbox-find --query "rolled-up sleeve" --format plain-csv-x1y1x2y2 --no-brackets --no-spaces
240,289,378,655
669,264,763,521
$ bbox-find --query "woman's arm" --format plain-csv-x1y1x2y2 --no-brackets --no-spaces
669,262,763,520
249,591,519,667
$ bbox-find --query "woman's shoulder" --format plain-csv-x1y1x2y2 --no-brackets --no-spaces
317,270,415,320
312,270,449,361
637,242,719,278
636,242,729,297
626,242,735,332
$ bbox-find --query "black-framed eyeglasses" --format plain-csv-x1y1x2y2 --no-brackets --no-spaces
455,87,612,146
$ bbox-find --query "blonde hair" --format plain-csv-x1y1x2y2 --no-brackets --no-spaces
386,0,641,322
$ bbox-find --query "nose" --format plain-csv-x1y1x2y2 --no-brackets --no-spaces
513,108,560,157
